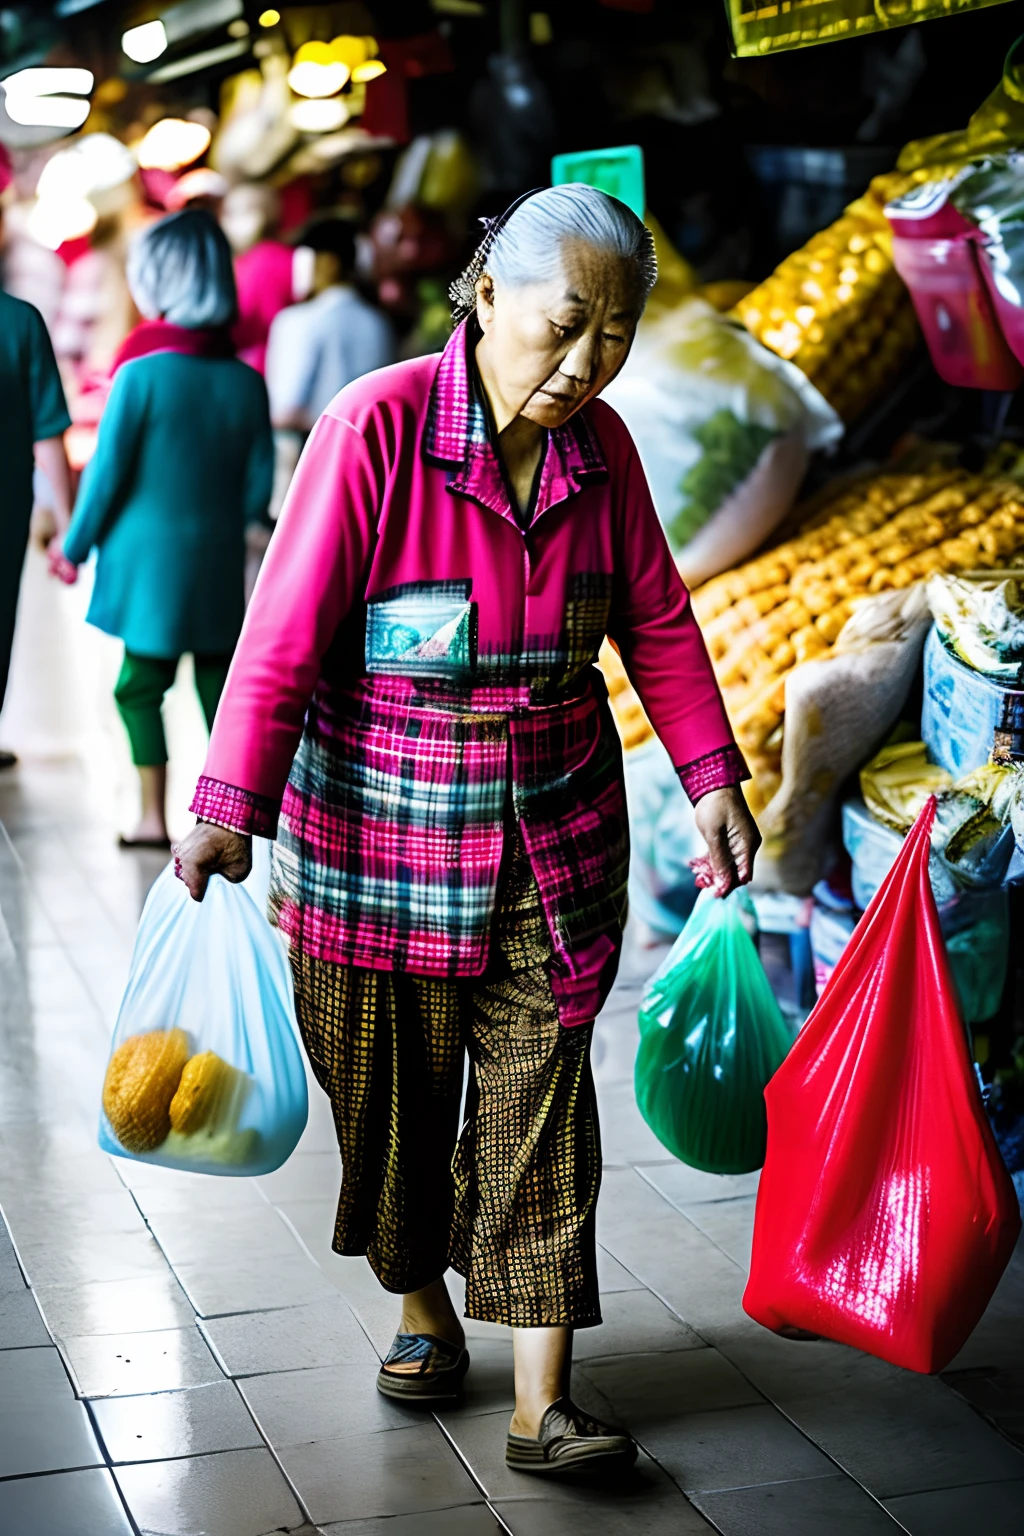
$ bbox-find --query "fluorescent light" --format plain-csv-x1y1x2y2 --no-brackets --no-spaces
146,38,249,84
288,43,351,99
258,8,281,24
352,60,386,83
122,20,168,64
2,68,94,130
136,118,212,171
289,97,350,133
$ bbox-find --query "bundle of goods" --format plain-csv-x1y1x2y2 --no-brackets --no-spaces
922,572,1024,777
693,468,1024,782
731,173,920,422
603,218,841,586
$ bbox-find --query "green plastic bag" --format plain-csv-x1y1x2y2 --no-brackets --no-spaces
635,890,794,1174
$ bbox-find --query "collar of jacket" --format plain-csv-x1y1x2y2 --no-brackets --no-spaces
422,318,608,528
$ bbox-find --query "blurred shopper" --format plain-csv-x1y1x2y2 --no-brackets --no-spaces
0,286,72,769
176,185,758,1476
265,218,395,433
59,210,273,848
221,183,309,374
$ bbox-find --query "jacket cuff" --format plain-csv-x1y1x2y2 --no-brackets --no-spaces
676,744,750,805
190,776,280,838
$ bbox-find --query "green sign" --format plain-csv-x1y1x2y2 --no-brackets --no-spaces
550,144,645,219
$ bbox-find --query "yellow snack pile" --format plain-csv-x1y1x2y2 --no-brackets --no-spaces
732,175,918,423
603,464,1024,804
102,1028,190,1154
169,1050,249,1137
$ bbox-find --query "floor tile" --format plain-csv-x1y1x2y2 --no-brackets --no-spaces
637,1162,762,1209
573,1288,704,1361
16,1228,171,1288
491,1456,713,1534
437,1335,516,1418
885,1478,1024,1535
596,1246,644,1294
174,1251,338,1318
61,1324,225,1398
278,1421,481,1524
115,1447,304,1535
3,1187,146,1239
239,1363,420,1447
144,1205,303,1269
320,1506,501,1536
0,1467,134,1536
91,1380,265,1463
578,1346,764,1427
0,1345,103,1477
641,1402,836,1492
257,1151,341,1205
199,1295,378,1377
678,1197,756,1272
36,1273,195,1338
781,1376,1024,1498
692,1474,899,1532
0,1281,50,1346
0,1214,26,1294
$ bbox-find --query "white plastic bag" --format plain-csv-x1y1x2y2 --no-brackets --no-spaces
98,865,308,1176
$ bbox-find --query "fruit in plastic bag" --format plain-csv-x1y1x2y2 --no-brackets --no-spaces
99,865,307,1176
635,890,794,1174
169,1050,250,1137
744,798,1021,1374
102,1028,190,1153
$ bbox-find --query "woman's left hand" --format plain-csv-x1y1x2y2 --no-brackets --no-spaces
46,538,78,586
692,786,761,897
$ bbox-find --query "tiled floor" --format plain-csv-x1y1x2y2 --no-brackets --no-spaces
2,602,1023,1533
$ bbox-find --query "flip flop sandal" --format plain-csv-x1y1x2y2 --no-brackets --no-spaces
506,1397,638,1477
376,1332,470,1404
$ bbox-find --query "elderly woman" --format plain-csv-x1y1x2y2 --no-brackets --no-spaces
61,210,273,848
176,185,758,1475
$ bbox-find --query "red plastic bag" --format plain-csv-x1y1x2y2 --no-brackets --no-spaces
743,797,1020,1374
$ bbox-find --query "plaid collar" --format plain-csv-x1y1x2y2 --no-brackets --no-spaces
423,319,607,526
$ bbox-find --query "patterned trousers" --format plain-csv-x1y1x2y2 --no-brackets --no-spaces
288,832,602,1329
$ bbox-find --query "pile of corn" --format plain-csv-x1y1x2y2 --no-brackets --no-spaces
603,466,1024,804
732,174,919,423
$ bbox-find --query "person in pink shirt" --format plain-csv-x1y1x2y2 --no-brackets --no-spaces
176,185,759,1478
221,183,308,373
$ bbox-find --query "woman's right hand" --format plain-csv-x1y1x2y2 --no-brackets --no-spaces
174,823,252,902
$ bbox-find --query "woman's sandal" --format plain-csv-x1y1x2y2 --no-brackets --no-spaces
506,1397,638,1477
375,1332,470,1404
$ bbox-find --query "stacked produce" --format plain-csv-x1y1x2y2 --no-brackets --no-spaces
732,175,919,422
604,467,1024,800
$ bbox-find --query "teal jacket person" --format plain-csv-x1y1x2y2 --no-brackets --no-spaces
63,346,273,657
61,209,273,847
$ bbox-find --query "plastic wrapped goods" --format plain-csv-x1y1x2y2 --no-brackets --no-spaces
922,625,1024,776
99,866,308,1176
635,890,794,1175
927,571,1024,679
744,799,1021,1374
603,297,841,576
842,796,1010,1024
727,1,1018,60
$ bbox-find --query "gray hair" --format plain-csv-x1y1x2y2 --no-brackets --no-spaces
127,209,237,328
450,183,657,325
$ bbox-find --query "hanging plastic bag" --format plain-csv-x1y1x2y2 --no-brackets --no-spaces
744,799,1020,1374
635,890,794,1175
99,865,308,1176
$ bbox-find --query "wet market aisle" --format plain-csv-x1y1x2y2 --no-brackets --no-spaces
2,555,1024,1536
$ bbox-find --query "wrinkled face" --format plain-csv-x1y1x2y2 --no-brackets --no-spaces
476,238,643,428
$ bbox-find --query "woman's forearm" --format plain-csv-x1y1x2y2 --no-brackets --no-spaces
33,435,73,533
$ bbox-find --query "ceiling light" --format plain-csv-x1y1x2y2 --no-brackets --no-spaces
258,8,281,24
228,19,250,37
288,44,350,99
36,133,138,200
136,118,212,171
122,19,168,64
1,67,93,129
29,194,97,250
352,60,386,83
289,97,350,133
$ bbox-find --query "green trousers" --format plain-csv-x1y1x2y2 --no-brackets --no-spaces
114,651,231,767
